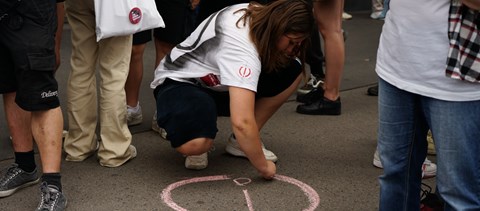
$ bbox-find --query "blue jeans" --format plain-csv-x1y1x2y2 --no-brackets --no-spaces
377,78,480,211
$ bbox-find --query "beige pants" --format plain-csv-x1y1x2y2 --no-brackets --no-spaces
64,0,135,167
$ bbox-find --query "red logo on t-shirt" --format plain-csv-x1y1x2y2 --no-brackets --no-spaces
238,66,252,78
129,7,142,24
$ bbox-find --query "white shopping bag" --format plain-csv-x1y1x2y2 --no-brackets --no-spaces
94,0,165,41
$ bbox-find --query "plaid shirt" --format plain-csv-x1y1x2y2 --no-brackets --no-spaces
446,1,480,83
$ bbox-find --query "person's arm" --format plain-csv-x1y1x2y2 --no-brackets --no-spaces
461,0,480,10
55,1,65,70
228,86,276,180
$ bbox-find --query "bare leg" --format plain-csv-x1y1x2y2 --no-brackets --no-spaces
313,0,345,101
3,92,33,152
31,108,63,173
125,43,146,107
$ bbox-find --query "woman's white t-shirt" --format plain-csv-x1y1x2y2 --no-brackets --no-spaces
376,0,480,101
150,3,261,92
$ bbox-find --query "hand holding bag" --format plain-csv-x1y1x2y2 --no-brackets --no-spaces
94,0,165,41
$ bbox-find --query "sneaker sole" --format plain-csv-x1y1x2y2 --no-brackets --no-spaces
225,144,247,158
0,178,40,198
373,159,383,169
296,108,341,116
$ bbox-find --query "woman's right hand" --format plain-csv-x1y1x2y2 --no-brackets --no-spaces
259,161,276,180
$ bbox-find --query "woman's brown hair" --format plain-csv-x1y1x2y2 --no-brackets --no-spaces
236,0,314,73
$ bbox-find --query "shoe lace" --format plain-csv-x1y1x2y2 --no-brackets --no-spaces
37,183,59,211
420,183,432,201
306,75,318,86
0,165,21,186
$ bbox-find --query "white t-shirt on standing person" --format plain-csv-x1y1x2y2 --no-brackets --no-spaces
375,0,480,101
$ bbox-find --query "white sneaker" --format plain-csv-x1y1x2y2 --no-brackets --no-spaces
151,111,167,139
127,103,143,126
225,134,278,162
185,153,208,170
342,12,352,20
421,158,437,179
370,11,383,20
373,149,437,179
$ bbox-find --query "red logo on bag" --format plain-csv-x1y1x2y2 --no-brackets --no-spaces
129,7,142,24
238,66,252,78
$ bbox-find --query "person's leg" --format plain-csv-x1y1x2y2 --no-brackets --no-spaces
377,78,427,211
381,0,390,17
313,0,344,102
126,44,146,108
126,30,151,126
64,0,100,161
97,34,136,167
0,93,39,198
31,108,63,174
297,0,344,115
426,98,480,210
3,93,34,153
155,81,216,169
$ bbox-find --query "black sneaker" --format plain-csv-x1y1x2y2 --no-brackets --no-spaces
367,85,378,96
36,182,67,211
296,97,341,115
296,87,324,104
0,164,40,197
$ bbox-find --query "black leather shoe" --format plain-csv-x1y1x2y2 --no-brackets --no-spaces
296,97,341,115
296,87,324,104
367,85,378,96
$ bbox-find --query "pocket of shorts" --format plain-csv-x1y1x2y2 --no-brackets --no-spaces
27,53,55,72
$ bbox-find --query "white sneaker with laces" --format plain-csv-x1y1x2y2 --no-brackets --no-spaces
225,134,278,162
185,153,208,170
373,149,437,179
127,103,143,126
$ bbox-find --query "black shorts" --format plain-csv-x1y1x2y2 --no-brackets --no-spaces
153,59,301,148
132,29,152,45
0,0,60,111
154,0,191,44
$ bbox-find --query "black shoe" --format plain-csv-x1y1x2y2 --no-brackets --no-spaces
296,87,324,104
296,97,341,115
367,85,378,96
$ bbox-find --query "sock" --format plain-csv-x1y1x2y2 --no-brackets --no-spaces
14,151,36,173
127,102,140,113
42,173,62,192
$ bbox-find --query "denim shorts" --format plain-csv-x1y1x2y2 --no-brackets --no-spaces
0,0,59,111
154,59,301,148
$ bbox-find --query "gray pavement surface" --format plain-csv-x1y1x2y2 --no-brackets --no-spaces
0,11,437,210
